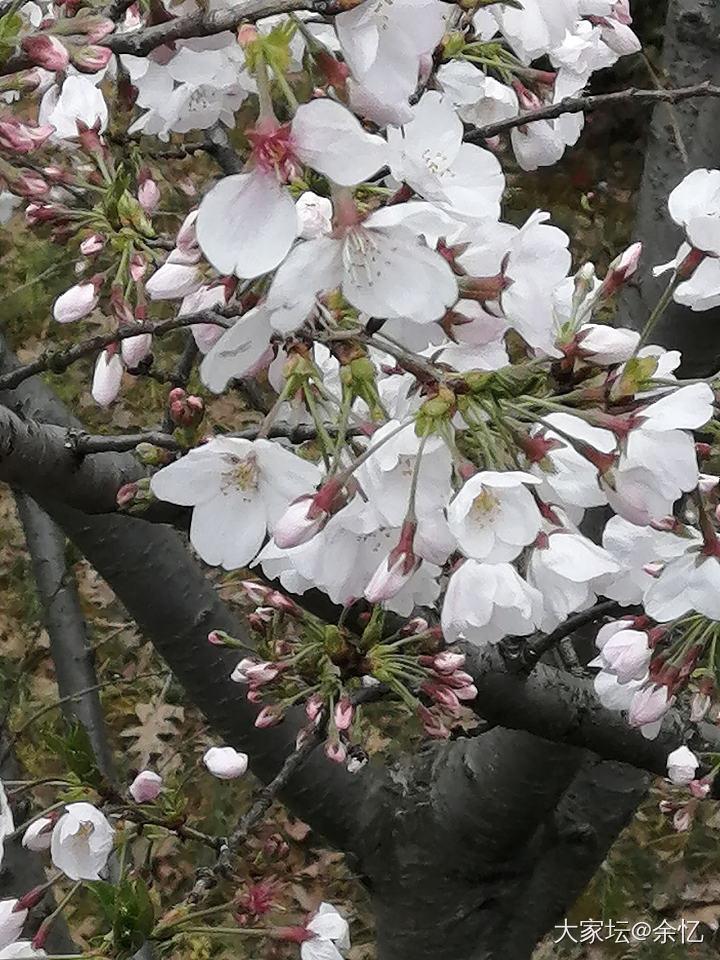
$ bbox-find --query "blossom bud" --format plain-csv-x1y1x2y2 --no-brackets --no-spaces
629,684,671,728
22,35,69,71
22,816,54,851
417,704,450,739
599,242,642,297
7,168,47,199
673,807,692,832
421,681,461,715
130,253,148,281
176,209,199,258
203,746,248,779
325,738,347,764
0,117,54,153
334,695,353,732
53,277,101,323
129,770,162,803
121,332,152,368
666,745,699,786
273,495,328,548
92,349,123,407
691,692,711,723
71,45,112,73
244,661,280,685
240,580,272,604
80,232,104,256
690,778,711,800
296,191,332,239
254,705,283,728
138,175,160,214
364,521,420,604
305,693,323,721
432,651,466,675
598,629,651,684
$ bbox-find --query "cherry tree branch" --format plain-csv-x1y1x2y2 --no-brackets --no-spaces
465,81,720,142
0,311,234,393
0,0,362,75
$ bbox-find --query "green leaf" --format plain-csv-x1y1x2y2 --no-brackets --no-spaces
48,720,102,789
0,11,23,63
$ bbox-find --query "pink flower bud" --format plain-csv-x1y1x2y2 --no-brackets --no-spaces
255,705,283,728
365,519,421,604
203,746,248,779
116,482,138,507
22,35,69,71
690,778,711,800
0,117,54,153
53,277,101,323
421,681,461,715
12,169,49,198
600,242,642,296
325,739,347,764
432,651,466,675
455,684,478,702
244,661,280,685
92,349,123,406
71,45,112,73
129,770,162,803
80,232,104,256
22,816,54,851
239,581,271,604
272,496,325,549
121,332,152,368
138,177,160,214
334,695,353,731
598,629,651,684
629,684,671,728
417,704,450,739
176,210,199,258
691,692,711,723
130,253,148,281
305,693,323,721
673,807,692,832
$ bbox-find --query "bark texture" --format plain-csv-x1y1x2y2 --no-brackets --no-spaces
619,0,720,374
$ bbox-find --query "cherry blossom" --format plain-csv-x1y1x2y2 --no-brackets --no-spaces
151,437,322,570
666,746,699,786
447,471,542,563
196,100,387,280
203,746,249,780
51,803,114,881
441,560,544,647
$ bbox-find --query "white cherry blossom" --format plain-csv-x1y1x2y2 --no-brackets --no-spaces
447,470,542,563
150,437,322,570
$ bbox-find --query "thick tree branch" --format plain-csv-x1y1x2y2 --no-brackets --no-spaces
0,334,375,851
0,404,144,512
14,493,117,783
462,642,702,777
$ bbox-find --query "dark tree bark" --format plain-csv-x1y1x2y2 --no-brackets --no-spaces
619,0,720,374
14,494,116,784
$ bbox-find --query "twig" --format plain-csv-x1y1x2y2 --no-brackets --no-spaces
188,722,325,904
517,600,629,671
0,311,234,393
0,0,363,75
0,672,164,767
465,81,720,142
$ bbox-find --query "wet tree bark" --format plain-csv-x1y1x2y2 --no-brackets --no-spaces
619,0,720,375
